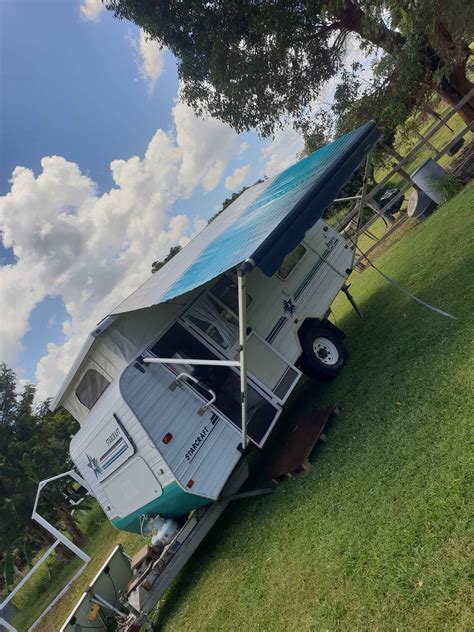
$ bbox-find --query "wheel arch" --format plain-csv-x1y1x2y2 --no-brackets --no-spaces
296,317,346,345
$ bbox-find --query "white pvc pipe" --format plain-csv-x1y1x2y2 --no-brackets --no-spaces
0,471,94,632
143,357,240,367
0,618,16,631
28,563,90,632
32,471,91,564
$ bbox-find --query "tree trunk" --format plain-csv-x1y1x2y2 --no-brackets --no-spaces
57,508,85,547
338,1,405,56
435,66,474,125
424,21,473,124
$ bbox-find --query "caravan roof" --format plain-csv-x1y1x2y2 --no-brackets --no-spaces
51,121,381,411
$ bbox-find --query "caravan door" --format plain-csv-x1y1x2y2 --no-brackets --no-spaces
120,360,242,500
150,323,281,446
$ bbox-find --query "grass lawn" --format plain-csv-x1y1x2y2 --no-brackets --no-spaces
11,183,472,631
154,183,473,631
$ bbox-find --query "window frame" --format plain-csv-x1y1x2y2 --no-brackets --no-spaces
181,273,253,356
75,368,111,411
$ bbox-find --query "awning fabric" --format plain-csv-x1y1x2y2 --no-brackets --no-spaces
111,120,380,315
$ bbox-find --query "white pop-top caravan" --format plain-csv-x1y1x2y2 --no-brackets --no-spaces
50,121,381,535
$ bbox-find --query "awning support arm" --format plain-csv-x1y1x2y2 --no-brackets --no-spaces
142,357,240,367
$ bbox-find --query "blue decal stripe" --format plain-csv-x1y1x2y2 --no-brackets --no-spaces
100,437,124,462
293,242,337,301
266,317,287,344
101,444,128,470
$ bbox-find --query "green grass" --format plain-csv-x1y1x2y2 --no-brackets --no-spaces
153,182,474,631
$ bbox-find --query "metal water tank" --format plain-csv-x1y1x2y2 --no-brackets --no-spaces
407,189,436,219
410,158,448,205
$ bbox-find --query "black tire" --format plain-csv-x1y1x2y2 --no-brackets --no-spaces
300,323,347,380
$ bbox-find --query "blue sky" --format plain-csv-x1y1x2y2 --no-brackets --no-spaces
0,0,304,396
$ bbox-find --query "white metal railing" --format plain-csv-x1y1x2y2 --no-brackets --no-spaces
0,471,91,632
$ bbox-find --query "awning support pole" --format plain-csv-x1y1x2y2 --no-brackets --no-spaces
237,266,249,450
350,152,372,271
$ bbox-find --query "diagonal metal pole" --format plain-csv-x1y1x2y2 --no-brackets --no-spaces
350,152,372,271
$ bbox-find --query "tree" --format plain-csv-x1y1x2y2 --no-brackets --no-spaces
151,244,182,273
106,1,474,134
0,364,82,584
207,180,264,224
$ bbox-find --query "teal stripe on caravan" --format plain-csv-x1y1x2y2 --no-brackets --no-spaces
101,444,128,470
293,241,338,301
111,482,211,534
266,317,287,344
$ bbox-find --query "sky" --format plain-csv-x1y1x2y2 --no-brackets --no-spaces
0,0,358,400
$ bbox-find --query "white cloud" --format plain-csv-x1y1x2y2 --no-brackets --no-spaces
173,100,238,196
79,0,105,23
0,102,240,399
262,127,304,178
225,164,250,191
136,30,165,90
238,141,249,156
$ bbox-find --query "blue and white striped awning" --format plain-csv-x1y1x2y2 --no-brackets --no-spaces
111,120,381,315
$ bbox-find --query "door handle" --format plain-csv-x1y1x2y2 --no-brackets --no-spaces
170,372,216,415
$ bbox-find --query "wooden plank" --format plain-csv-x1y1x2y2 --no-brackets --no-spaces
130,545,150,571
270,404,337,483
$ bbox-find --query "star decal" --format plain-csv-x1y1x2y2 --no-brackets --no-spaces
283,298,296,316
86,453,103,478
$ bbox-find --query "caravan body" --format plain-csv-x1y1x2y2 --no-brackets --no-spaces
51,122,381,534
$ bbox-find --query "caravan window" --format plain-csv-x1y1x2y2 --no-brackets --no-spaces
276,244,307,280
187,294,239,351
183,275,253,353
75,369,110,410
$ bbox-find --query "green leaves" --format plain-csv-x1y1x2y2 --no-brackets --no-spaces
105,1,473,135
2,549,13,595
0,363,81,585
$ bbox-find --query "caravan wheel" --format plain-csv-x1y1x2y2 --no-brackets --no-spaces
301,324,347,380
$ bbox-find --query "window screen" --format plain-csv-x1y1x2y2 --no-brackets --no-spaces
75,369,110,410
210,275,253,313
277,244,307,279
